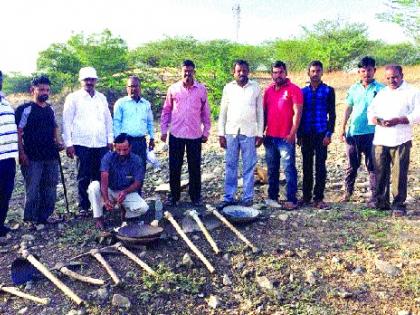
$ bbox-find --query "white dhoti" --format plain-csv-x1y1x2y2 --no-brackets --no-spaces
87,181,149,219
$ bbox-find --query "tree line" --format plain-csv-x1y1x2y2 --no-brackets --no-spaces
3,18,419,118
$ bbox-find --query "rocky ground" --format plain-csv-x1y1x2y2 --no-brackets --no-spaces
1,70,419,314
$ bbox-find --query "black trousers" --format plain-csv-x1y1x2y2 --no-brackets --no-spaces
0,158,16,231
169,134,202,202
74,145,109,211
130,136,147,195
301,133,328,202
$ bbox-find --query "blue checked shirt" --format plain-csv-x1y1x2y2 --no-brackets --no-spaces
298,82,336,138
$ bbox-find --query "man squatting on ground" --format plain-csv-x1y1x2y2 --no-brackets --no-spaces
340,56,384,206
87,133,149,230
0,70,18,236
368,64,420,214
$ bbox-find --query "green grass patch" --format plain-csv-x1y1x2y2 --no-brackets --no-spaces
58,220,99,245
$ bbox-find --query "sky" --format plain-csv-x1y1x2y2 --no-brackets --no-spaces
1,0,409,74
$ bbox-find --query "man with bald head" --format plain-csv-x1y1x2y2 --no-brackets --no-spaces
368,64,420,214
113,75,154,193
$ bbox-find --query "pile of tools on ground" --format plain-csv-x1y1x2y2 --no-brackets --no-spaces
3,205,261,306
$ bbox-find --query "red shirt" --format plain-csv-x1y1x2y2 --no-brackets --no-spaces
263,79,303,138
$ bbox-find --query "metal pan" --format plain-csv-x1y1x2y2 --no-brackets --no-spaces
117,224,163,239
221,205,261,223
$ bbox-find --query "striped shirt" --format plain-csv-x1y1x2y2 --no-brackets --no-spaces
0,96,18,160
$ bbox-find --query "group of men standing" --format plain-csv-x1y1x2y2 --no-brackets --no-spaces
0,56,418,235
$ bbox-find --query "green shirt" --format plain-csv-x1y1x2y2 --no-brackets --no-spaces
346,80,385,136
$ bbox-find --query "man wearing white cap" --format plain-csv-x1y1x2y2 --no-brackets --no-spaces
63,67,113,216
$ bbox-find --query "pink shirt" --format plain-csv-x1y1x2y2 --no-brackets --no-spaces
263,79,303,138
160,80,211,139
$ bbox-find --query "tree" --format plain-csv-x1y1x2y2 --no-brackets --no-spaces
302,20,371,71
37,30,129,91
377,0,420,45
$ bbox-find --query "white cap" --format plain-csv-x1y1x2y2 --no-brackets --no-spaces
79,67,98,81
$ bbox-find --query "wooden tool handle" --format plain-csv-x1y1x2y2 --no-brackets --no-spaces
164,211,215,273
115,243,156,276
59,267,105,286
0,286,50,305
91,250,121,285
21,251,83,305
190,213,220,254
210,209,258,251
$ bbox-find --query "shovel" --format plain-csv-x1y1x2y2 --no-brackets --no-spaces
12,257,104,286
0,283,50,305
164,211,215,273
70,248,121,285
19,250,83,305
186,210,220,255
51,262,105,286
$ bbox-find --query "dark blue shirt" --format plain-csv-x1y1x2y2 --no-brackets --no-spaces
298,83,336,137
100,151,144,191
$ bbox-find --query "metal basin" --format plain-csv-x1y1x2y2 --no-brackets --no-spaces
221,206,261,223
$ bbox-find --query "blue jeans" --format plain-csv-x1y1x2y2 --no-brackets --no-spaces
22,159,59,223
224,135,256,202
264,136,298,203
0,158,16,231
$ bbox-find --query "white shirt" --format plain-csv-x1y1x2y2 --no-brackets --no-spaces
0,96,18,161
62,89,113,148
218,79,264,137
368,81,420,146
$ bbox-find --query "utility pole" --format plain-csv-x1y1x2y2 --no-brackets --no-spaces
232,2,240,42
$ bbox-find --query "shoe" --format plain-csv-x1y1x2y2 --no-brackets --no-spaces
392,209,406,217
314,200,330,209
216,200,237,210
192,199,204,207
283,201,298,210
77,209,90,217
265,199,282,208
240,200,253,207
164,197,178,207
340,193,351,202
298,198,311,207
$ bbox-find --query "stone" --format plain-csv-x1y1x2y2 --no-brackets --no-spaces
375,259,401,277
66,310,85,315
125,271,136,278
256,276,274,290
278,214,289,222
88,287,109,303
222,253,230,262
182,253,194,267
139,251,147,258
397,311,411,315
112,294,131,309
222,274,232,286
24,281,33,291
35,224,45,231
241,268,254,278
207,295,221,309
192,235,200,241
18,307,28,314
21,234,35,241
331,256,341,264
305,270,318,285
353,266,366,275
